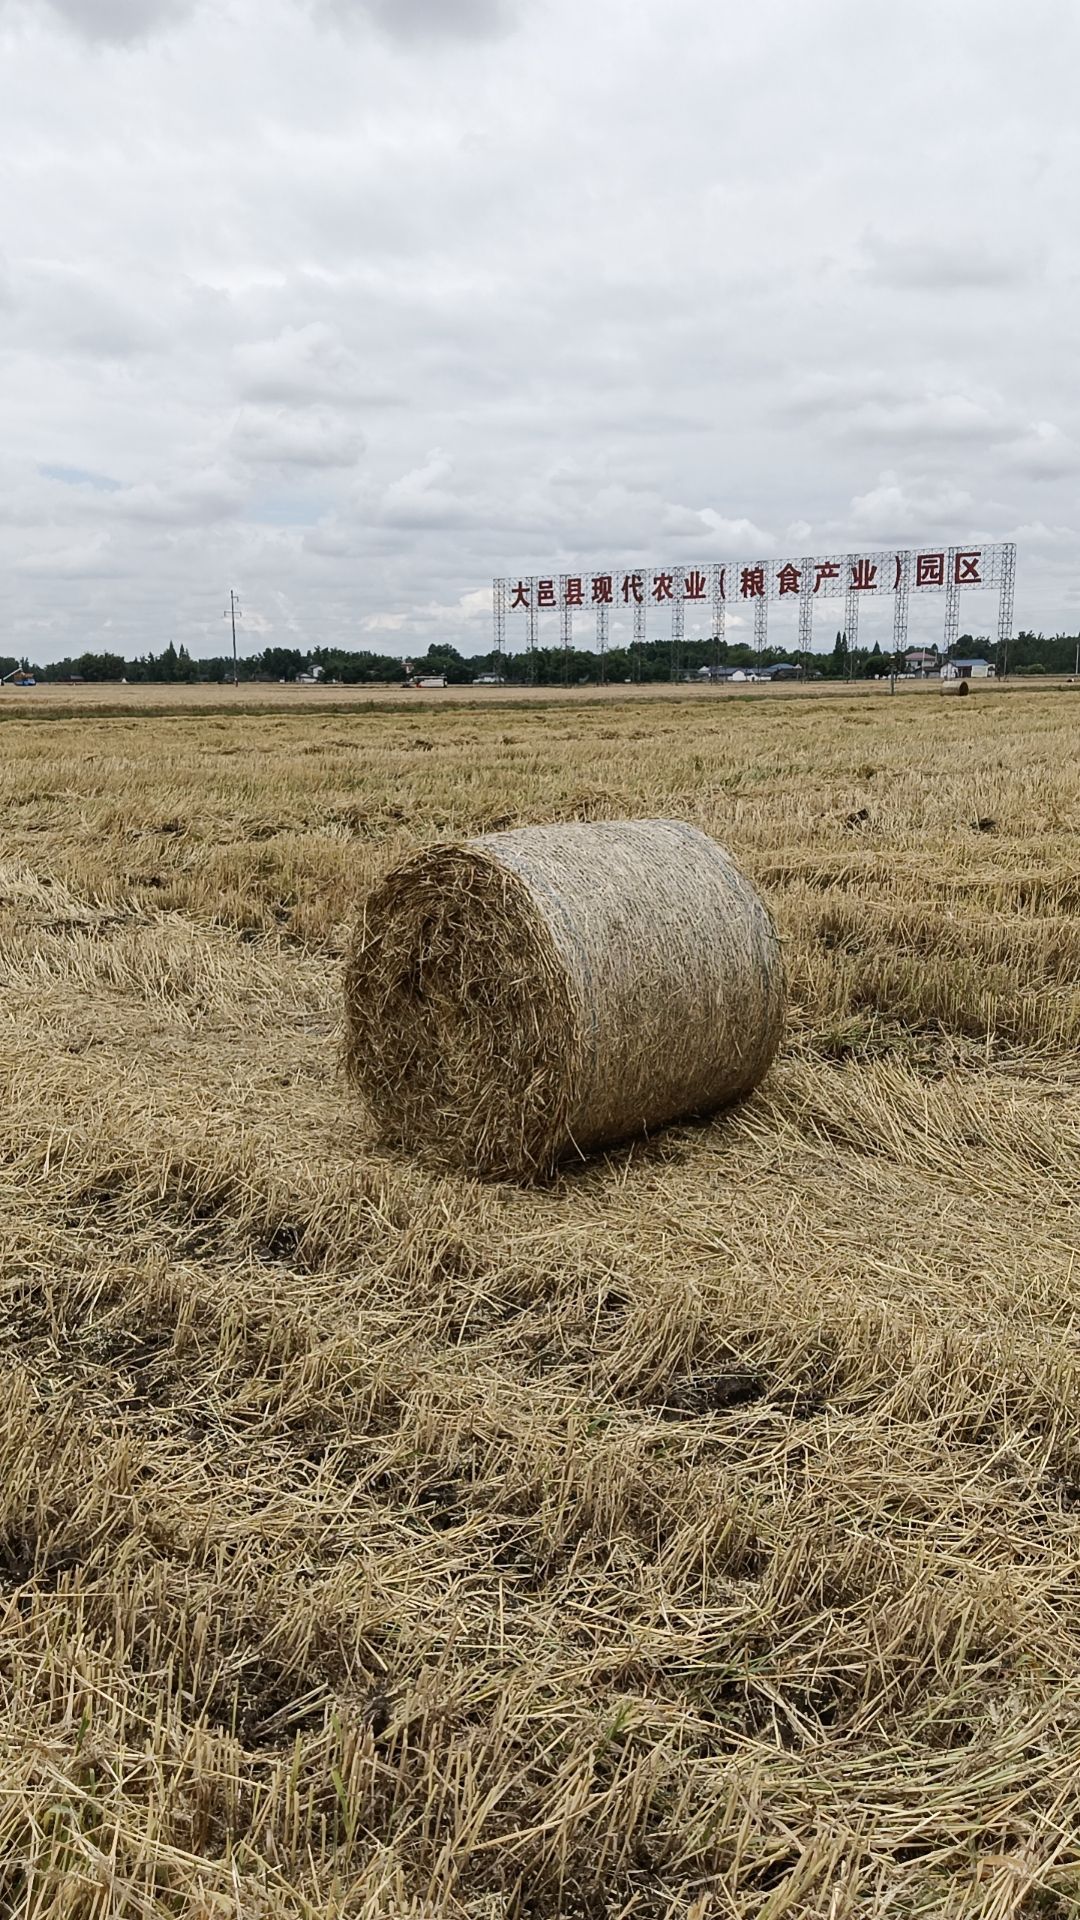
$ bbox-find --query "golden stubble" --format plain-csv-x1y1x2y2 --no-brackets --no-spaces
0,683,1077,1916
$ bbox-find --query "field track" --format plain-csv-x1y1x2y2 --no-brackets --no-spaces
1,675,1075,723
1,684,1079,1916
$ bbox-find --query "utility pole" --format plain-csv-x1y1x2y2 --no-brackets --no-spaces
224,590,241,686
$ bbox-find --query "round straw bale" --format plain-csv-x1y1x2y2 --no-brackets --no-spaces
344,819,785,1179
941,679,971,696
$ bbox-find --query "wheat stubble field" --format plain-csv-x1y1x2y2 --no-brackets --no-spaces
1,685,1079,1918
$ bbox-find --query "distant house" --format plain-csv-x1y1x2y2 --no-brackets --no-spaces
904,648,939,677
296,663,324,685
696,665,738,682
942,657,993,681
768,662,801,680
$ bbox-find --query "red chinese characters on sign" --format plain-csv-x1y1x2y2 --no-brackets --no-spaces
503,547,994,628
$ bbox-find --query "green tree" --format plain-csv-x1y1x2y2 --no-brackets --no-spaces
74,652,126,681
261,647,307,681
409,644,473,684
822,630,848,679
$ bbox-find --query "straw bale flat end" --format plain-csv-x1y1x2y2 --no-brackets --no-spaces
345,818,785,1179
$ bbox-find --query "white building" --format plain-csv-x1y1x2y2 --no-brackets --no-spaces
904,648,939,676
942,657,993,681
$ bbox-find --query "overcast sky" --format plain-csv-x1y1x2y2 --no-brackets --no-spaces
1,0,1077,662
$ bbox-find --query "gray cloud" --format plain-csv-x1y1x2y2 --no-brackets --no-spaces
311,0,510,40
0,0,1078,661
6,0,198,44
859,233,1036,292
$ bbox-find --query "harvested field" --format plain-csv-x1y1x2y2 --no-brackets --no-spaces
0,684,1079,1916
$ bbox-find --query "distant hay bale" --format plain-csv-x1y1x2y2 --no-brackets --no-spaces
941,679,971,696
344,819,785,1179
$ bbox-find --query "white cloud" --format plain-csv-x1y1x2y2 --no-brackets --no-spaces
15,535,125,577
837,393,1023,447
847,474,978,541
662,508,776,554
232,325,382,410
1005,423,1080,481
378,452,466,527
100,468,250,526
0,0,1078,659
232,407,365,469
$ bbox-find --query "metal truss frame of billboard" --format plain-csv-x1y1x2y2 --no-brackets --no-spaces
492,544,1017,676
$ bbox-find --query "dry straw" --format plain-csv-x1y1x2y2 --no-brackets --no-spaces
345,818,785,1178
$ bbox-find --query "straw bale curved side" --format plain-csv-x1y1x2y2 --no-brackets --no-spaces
345,818,785,1179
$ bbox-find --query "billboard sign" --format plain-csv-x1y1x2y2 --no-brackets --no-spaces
493,542,1016,661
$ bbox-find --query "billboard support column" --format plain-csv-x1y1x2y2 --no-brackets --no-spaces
670,567,685,682
527,577,538,684
844,559,860,676
997,545,1016,678
797,570,813,674
753,595,768,660
596,602,608,684
943,547,961,662
710,564,725,676
892,552,911,692
633,582,646,680
493,576,507,670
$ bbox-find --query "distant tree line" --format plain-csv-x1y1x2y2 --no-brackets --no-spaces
7,629,1077,686
23,642,410,685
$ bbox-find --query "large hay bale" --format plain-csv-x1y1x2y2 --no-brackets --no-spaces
941,679,971,696
344,819,785,1179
